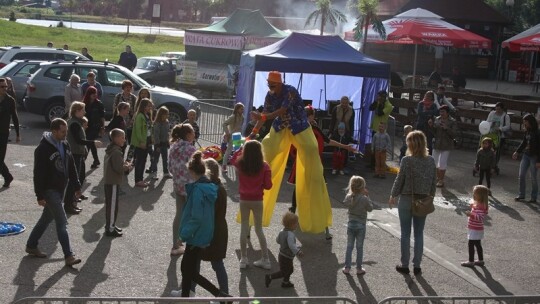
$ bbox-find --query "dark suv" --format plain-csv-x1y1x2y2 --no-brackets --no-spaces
25,61,198,124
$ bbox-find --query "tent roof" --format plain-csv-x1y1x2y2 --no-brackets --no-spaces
186,9,287,38
243,32,390,79
400,0,509,24
502,23,540,52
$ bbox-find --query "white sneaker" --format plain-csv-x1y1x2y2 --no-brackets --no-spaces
170,289,196,297
339,170,345,175
239,257,248,269
332,169,337,175
253,258,271,270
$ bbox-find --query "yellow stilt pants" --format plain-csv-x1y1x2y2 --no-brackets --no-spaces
261,126,332,234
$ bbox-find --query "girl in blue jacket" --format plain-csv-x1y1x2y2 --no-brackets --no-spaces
179,151,229,298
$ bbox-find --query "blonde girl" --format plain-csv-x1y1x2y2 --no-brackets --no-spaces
342,176,373,275
131,98,153,187
134,88,151,117
222,102,245,171
168,123,197,256
149,106,171,178
461,185,489,268
234,140,272,269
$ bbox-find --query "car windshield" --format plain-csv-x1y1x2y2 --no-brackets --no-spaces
136,58,160,70
0,61,19,76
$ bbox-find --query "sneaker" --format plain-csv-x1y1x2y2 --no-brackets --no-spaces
79,194,89,200
325,233,333,240
253,258,271,270
2,174,14,188
25,246,47,258
150,173,159,180
170,289,196,297
331,169,337,175
135,181,149,188
514,196,525,201
90,162,100,169
239,257,248,269
281,281,294,288
395,265,410,274
265,274,272,287
461,261,475,267
339,170,345,175
357,268,366,275
114,226,123,232
105,229,123,237
163,173,173,179
170,246,185,256
342,267,351,275
413,267,422,275
474,260,485,267
65,255,82,267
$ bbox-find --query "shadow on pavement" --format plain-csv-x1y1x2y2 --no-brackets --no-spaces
472,266,513,295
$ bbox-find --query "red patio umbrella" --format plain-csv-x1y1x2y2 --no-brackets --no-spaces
345,8,492,86
502,23,540,52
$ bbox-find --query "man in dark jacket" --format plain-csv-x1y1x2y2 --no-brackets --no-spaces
118,45,137,71
25,118,83,267
0,78,20,188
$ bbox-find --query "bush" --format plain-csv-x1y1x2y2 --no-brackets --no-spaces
55,10,63,15
8,11,16,22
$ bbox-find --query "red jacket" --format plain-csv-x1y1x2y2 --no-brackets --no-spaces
235,162,272,201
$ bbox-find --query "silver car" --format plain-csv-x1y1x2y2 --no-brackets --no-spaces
0,60,44,106
24,61,197,124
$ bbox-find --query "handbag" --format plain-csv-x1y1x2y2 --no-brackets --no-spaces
409,162,435,217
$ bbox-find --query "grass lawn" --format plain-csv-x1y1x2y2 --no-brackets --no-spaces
0,20,185,61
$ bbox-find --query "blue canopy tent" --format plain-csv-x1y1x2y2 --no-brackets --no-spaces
237,32,391,151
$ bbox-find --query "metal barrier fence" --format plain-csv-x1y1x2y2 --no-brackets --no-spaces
194,99,236,145
13,296,358,304
378,295,540,304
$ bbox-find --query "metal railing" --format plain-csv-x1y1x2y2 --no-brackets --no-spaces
13,296,358,304
378,295,540,304
194,99,236,145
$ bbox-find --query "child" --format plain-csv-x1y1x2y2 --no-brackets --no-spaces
183,109,200,144
475,137,496,192
149,106,171,178
399,125,413,163
341,175,373,275
265,212,303,288
131,98,153,188
103,129,132,237
108,101,130,154
372,122,391,178
201,158,229,295
461,185,489,267
222,103,244,172
179,151,226,299
234,140,272,269
331,122,352,175
168,123,197,256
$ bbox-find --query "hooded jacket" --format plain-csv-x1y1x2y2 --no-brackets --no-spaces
34,132,80,201
103,143,125,185
179,176,218,247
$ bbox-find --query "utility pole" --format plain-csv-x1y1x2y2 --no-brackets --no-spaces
127,0,131,35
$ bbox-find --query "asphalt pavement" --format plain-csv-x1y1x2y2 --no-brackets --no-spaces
1,110,539,304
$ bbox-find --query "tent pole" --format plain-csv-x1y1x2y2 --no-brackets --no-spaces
412,44,418,88
324,75,327,109
496,45,503,90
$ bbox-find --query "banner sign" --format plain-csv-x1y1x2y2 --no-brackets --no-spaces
184,32,244,50
176,60,238,90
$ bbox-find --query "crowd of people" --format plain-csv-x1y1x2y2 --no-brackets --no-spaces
0,68,536,299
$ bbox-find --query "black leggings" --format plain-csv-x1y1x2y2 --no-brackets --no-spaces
180,244,221,297
478,169,491,189
269,254,294,282
468,239,483,262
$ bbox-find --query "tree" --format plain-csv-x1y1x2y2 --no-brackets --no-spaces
350,0,385,52
483,0,540,33
305,0,347,36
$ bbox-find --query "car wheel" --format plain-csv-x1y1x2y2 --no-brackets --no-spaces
45,102,65,124
167,104,187,129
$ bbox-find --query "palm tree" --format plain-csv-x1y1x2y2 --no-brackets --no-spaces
305,0,347,36
350,0,386,52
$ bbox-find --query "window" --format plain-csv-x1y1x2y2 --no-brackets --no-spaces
44,67,68,80
12,52,54,61
104,69,129,88
13,64,40,76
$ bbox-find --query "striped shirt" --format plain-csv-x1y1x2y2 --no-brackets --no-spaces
468,204,488,231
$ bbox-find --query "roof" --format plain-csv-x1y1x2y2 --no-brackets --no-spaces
377,0,509,24
241,32,390,78
186,8,287,38
502,23,540,52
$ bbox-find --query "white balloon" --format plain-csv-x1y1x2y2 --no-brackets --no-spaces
479,121,491,135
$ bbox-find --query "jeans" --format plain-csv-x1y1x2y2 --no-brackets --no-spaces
173,194,186,246
149,146,169,173
26,189,74,258
211,259,229,294
398,195,427,268
134,147,148,183
344,220,366,269
0,132,12,181
269,254,294,282
519,153,538,200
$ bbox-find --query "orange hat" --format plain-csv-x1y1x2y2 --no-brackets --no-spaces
267,71,282,83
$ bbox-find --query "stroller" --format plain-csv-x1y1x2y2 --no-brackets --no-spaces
473,126,500,177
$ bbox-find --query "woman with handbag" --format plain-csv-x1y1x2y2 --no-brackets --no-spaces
389,131,437,275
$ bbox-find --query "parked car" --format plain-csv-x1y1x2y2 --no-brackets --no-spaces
160,51,186,60
0,60,44,107
24,61,198,125
0,46,88,69
133,56,177,88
